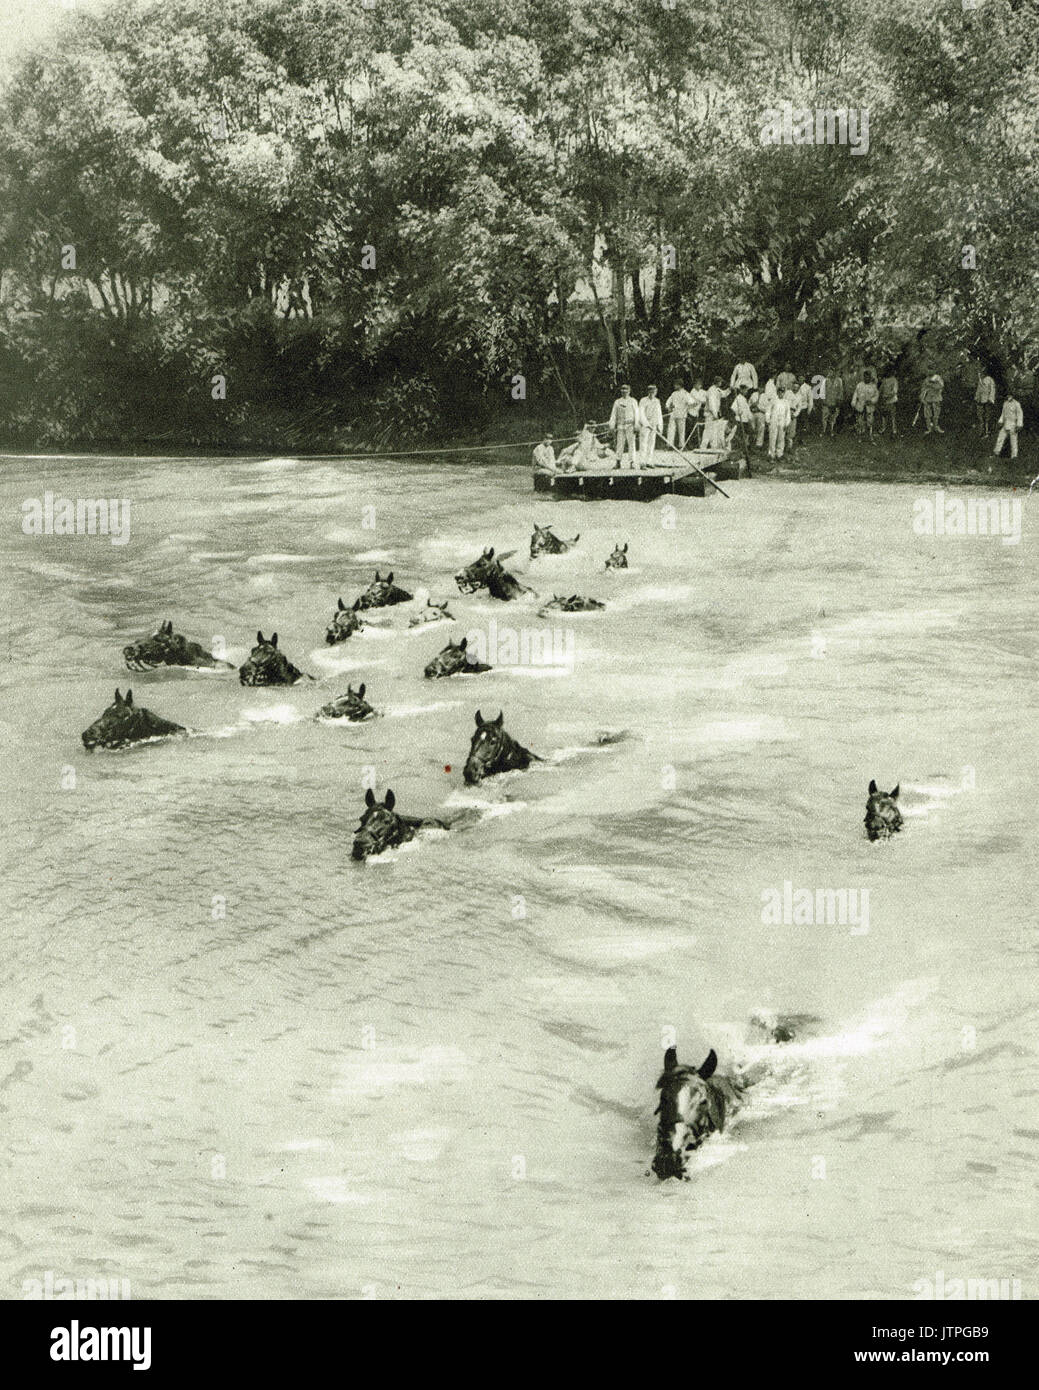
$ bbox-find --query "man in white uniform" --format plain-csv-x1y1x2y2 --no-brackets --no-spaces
731,387,753,452
993,393,1024,459
730,359,758,391
700,376,731,449
750,387,767,448
687,379,708,444
665,382,693,449
975,372,996,436
768,390,792,460
638,385,664,464
609,385,641,468
532,436,555,473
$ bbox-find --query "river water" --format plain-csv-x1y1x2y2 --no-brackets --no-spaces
1,454,1036,1300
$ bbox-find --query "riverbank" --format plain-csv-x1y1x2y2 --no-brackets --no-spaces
1,405,1033,487
750,426,1034,488
2,436,1033,490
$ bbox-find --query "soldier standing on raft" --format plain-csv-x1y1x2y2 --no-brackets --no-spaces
665,381,693,449
638,385,663,464
609,384,641,469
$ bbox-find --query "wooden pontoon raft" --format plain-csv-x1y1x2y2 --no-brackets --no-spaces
534,448,748,501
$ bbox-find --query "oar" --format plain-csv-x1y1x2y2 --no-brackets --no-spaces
653,426,730,498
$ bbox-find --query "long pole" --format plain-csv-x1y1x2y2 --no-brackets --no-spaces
653,424,731,498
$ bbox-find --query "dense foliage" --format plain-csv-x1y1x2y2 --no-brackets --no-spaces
1,0,1036,446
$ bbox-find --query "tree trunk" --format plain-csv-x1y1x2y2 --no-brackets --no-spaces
615,264,629,376
631,264,647,325
589,273,618,381
651,210,663,327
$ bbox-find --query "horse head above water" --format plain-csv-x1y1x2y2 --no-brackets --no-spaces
81,688,186,751
123,620,235,672
538,593,604,614
463,709,539,785
454,548,532,601
317,682,375,722
652,1047,736,1180
864,779,902,841
354,570,413,610
409,598,455,627
423,636,492,679
530,523,579,559
238,631,307,686
652,1015,809,1179
325,597,365,645
351,788,447,861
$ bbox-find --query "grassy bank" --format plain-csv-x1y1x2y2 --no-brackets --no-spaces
749,420,1034,489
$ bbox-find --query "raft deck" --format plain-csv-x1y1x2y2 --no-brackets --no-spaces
533,448,746,501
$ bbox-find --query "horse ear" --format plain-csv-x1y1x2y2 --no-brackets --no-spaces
663,1046,678,1072
358,684,365,698
271,633,278,647
352,599,361,611
459,636,467,649
891,784,900,799
257,630,264,645
868,779,878,795
114,688,122,705
338,597,345,610
387,571,393,583
698,1048,718,1080
365,788,375,807
374,570,380,581
494,710,504,727
623,543,628,552
487,547,494,558
125,689,134,706
385,789,395,810
475,710,483,726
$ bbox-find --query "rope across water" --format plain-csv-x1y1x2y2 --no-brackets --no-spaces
302,423,612,461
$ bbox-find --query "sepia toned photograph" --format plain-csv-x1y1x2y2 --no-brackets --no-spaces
1,0,1035,1337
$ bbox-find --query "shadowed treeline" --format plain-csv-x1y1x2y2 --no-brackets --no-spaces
0,0,1036,449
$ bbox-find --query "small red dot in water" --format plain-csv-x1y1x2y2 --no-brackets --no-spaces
444,764,452,773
